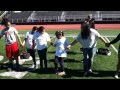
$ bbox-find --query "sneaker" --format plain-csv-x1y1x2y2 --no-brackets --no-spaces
114,73,119,79
88,69,93,73
58,71,66,76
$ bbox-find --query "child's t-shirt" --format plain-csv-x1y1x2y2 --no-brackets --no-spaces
33,32,51,50
54,37,69,57
25,31,36,49
0,27,18,45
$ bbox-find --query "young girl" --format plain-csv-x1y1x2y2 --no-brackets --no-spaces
51,31,69,76
0,18,23,71
22,26,38,70
32,26,51,71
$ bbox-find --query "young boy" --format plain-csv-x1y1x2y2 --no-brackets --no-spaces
51,31,69,76
32,26,51,70
22,26,38,70
0,18,23,71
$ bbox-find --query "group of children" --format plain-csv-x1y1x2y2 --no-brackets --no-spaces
0,18,120,79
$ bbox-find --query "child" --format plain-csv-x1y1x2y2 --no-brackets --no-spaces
0,18,23,71
32,26,51,71
22,26,38,70
51,31,69,76
106,33,120,79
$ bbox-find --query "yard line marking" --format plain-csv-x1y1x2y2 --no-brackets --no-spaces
0,56,34,79
104,37,118,54
0,56,4,61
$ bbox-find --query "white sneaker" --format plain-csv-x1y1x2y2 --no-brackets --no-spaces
88,69,93,73
114,73,119,79
58,71,66,76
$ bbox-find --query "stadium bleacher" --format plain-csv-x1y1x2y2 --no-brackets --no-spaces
2,11,120,23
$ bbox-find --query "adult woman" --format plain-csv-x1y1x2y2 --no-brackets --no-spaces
67,23,107,76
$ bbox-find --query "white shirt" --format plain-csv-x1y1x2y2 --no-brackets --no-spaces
0,27,18,45
33,32,51,50
54,37,69,57
25,31,36,49
76,28,101,48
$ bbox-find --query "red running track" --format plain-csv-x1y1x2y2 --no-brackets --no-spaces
0,24,120,30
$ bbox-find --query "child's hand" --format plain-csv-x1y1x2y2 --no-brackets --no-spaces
67,45,71,49
105,43,110,47
50,42,54,46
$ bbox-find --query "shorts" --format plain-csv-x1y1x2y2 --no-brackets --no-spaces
6,42,19,60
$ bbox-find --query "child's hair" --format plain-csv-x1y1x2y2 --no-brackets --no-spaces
81,22,91,39
38,26,45,32
1,18,10,26
32,26,38,30
55,31,64,37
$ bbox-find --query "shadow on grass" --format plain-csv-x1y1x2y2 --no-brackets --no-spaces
48,59,83,63
62,69,115,78
48,51,83,55
0,63,116,79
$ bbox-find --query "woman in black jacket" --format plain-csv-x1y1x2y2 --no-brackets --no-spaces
106,33,120,79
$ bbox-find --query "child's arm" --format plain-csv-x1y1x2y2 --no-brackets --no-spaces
50,42,56,47
67,39,78,49
22,38,27,46
0,30,4,39
22,32,29,46
16,34,23,46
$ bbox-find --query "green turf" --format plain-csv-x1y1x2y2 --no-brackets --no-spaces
0,30,119,79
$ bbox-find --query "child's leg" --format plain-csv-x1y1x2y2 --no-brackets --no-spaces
59,57,65,72
43,48,47,69
37,50,43,69
114,53,120,79
82,48,89,72
8,58,14,69
116,53,120,73
54,56,59,73
6,45,13,69
13,42,20,70
27,49,36,65
88,48,95,72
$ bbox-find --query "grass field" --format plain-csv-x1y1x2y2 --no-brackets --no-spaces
0,30,119,79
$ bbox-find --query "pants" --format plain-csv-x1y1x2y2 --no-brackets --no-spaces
82,48,97,72
37,48,47,68
27,49,36,65
54,56,65,72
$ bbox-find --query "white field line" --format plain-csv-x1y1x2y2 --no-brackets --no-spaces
17,37,56,79
0,56,34,79
0,56,4,61
104,37,118,54
0,37,55,79
0,59,40,79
